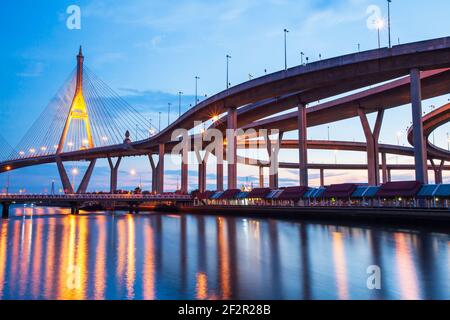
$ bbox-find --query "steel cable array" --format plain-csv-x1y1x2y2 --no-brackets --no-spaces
8,65,158,160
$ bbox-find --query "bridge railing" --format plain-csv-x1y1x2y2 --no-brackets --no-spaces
0,194,192,201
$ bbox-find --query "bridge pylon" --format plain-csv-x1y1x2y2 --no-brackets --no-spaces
55,47,96,194
57,46,94,154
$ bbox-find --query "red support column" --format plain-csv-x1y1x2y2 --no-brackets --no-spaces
198,162,207,193
381,153,388,184
217,163,224,191
298,103,308,187
77,159,96,194
216,145,224,191
320,168,324,187
358,108,384,186
265,132,283,189
157,143,165,194
148,155,157,193
181,163,188,193
431,159,444,184
227,107,237,189
259,166,264,188
181,147,188,194
410,68,428,184
108,156,122,194
56,157,74,194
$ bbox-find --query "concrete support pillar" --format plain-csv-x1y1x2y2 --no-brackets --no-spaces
227,107,237,189
358,108,384,186
56,157,74,194
196,151,209,193
320,169,325,187
157,143,165,194
435,168,443,185
259,166,264,188
431,159,444,184
128,203,139,214
77,159,96,194
108,157,122,194
381,153,388,184
198,162,206,193
148,155,157,193
181,162,188,194
2,202,10,219
410,68,428,184
180,142,189,193
387,169,392,182
297,103,308,187
265,132,283,189
216,163,224,191
70,203,80,215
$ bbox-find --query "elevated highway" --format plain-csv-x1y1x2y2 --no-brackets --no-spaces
2,37,450,193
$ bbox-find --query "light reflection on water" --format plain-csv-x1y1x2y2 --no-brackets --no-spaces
0,205,449,300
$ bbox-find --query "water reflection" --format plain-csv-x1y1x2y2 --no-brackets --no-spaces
0,206,449,300
332,232,349,300
395,233,420,300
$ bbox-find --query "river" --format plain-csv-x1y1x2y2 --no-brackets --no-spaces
0,205,448,300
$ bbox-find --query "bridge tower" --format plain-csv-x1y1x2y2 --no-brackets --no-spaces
56,47,96,194
57,46,94,154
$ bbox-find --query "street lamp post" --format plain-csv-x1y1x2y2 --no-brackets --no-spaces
5,166,11,195
158,112,161,132
226,55,231,89
396,131,401,146
300,52,304,65
149,118,153,137
377,24,381,49
387,0,392,48
284,29,289,70
376,19,384,49
168,103,171,126
195,76,200,105
71,168,78,191
178,92,183,117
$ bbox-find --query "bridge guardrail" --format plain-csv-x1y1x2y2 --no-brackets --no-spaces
0,194,192,201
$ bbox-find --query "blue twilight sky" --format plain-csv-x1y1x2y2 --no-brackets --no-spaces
1,0,450,193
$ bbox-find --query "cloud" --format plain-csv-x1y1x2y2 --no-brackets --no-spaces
16,62,44,77
300,3,368,35
92,52,125,66
118,88,196,113
84,0,260,30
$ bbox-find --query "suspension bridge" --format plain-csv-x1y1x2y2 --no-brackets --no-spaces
2,37,450,218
